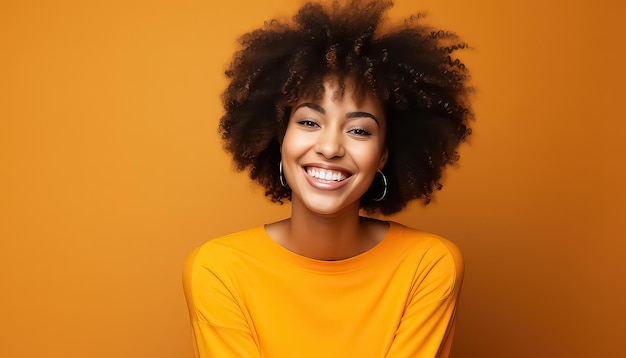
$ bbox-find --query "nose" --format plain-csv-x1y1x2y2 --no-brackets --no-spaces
314,126,345,159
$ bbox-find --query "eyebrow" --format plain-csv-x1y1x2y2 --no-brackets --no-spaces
346,111,380,126
295,102,326,114
294,103,380,126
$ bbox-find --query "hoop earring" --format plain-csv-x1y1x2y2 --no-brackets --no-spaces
279,160,287,187
371,170,387,202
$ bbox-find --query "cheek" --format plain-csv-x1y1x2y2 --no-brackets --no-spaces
369,154,385,171
280,124,295,151
280,128,307,158
357,144,386,167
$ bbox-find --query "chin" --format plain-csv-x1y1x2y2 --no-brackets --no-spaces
297,195,361,217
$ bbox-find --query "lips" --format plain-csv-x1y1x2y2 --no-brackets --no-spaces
304,166,351,182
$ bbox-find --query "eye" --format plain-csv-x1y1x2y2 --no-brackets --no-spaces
348,127,372,136
297,120,319,128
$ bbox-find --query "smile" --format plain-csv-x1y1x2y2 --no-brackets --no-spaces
306,167,349,182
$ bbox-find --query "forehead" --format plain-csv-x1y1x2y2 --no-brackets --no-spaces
290,77,386,129
295,75,380,107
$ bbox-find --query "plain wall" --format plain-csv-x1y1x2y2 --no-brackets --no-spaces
1,0,624,357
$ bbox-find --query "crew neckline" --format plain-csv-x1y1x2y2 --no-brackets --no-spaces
258,221,404,273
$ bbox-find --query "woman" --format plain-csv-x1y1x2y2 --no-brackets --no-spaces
183,0,473,357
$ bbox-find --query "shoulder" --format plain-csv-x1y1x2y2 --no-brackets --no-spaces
184,226,266,274
183,226,269,296
389,222,464,297
390,222,462,258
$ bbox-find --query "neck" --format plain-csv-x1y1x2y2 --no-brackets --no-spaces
283,199,369,261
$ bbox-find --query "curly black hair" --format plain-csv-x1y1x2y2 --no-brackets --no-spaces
218,0,473,215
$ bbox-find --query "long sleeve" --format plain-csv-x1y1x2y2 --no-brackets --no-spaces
386,239,464,358
182,224,464,358
183,247,261,358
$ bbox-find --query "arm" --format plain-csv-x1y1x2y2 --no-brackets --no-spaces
183,247,261,358
386,239,465,358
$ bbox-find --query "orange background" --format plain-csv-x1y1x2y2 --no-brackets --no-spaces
1,0,624,357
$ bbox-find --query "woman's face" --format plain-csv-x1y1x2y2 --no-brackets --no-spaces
281,78,388,216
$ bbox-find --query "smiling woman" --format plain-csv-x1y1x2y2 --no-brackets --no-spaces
281,78,388,221
183,0,473,357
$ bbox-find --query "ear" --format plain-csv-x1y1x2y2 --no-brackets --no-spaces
379,148,388,171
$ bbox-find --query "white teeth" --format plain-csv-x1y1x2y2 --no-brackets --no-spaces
307,168,347,182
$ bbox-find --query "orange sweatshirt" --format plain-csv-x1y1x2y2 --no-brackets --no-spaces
183,221,464,358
